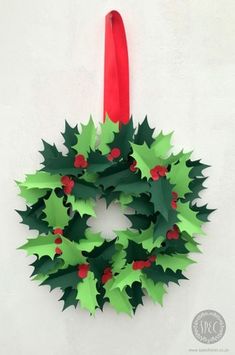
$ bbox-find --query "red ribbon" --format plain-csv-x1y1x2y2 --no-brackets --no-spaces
103,10,130,124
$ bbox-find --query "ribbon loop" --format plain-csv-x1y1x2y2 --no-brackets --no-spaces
103,10,130,124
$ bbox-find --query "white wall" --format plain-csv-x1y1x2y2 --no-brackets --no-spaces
0,1,234,354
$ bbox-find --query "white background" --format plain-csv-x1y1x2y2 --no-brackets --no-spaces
0,1,235,354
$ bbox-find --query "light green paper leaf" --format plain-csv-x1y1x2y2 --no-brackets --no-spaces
111,248,126,273
19,234,85,265
111,263,141,291
116,224,163,252
81,172,98,183
167,156,192,197
119,193,133,209
17,183,48,205
77,229,104,252
76,271,98,315
177,201,204,236
104,279,132,316
73,117,96,158
98,115,119,154
43,191,70,228
141,275,166,305
130,142,163,179
181,232,201,253
67,195,96,217
151,131,173,158
19,171,61,190
156,254,195,273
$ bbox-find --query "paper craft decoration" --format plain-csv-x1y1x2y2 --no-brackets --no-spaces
17,11,214,315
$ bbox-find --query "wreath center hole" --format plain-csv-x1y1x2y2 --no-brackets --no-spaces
87,199,132,240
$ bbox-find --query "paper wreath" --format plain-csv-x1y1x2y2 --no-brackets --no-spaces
17,116,214,315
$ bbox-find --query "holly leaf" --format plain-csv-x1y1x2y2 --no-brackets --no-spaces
181,232,201,253
116,224,163,252
156,254,195,272
111,264,142,291
125,240,149,263
41,266,80,290
164,150,192,166
19,234,85,265
71,179,99,200
151,131,173,158
126,282,144,313
127,195,154,216
16,199,49,234
76,271,98,315
43,191,70,229
31,256,64,276
177,201,204,236
188,159,210,178
141,275,166,305
130,142,163,179
153,209,179,241
109,118,135,158
87,150,113,173
111,247,126,273
134,116,155,147
115,174,150,195
73,117,96,158
167,157,192,197
184,177,207,203
67,195,96,217
59,287,78,310
64,212,89,242
126,213,151,231
17,183,48,205
41,153,82,175
143,264,187,285
104,279,132,315
191,203,215,222
149,178,174,220
98,162,131,189
40,140,62,167
98,115,119,154
19,171,61,190
62,121,79,154
119,193,133,208
77,229,104,252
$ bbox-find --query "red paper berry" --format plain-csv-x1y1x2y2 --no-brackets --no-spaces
158,166,168,176
171,200,177,209
132,260,145,270
110,147,121,158
55,247,62,255
150,168,159,181
172,191,178,201
77,264,89,279
80,159,88,168
107,153,114,161
166,225,179,240
53,228,63,235
101,272,112,284
74,154,87,168
61,176,71,185
63,183,74,195
144,260,151,268
54,237,62,244
173,224,179,232
130,160,137,172
104,267,112,274
148,255,156,263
